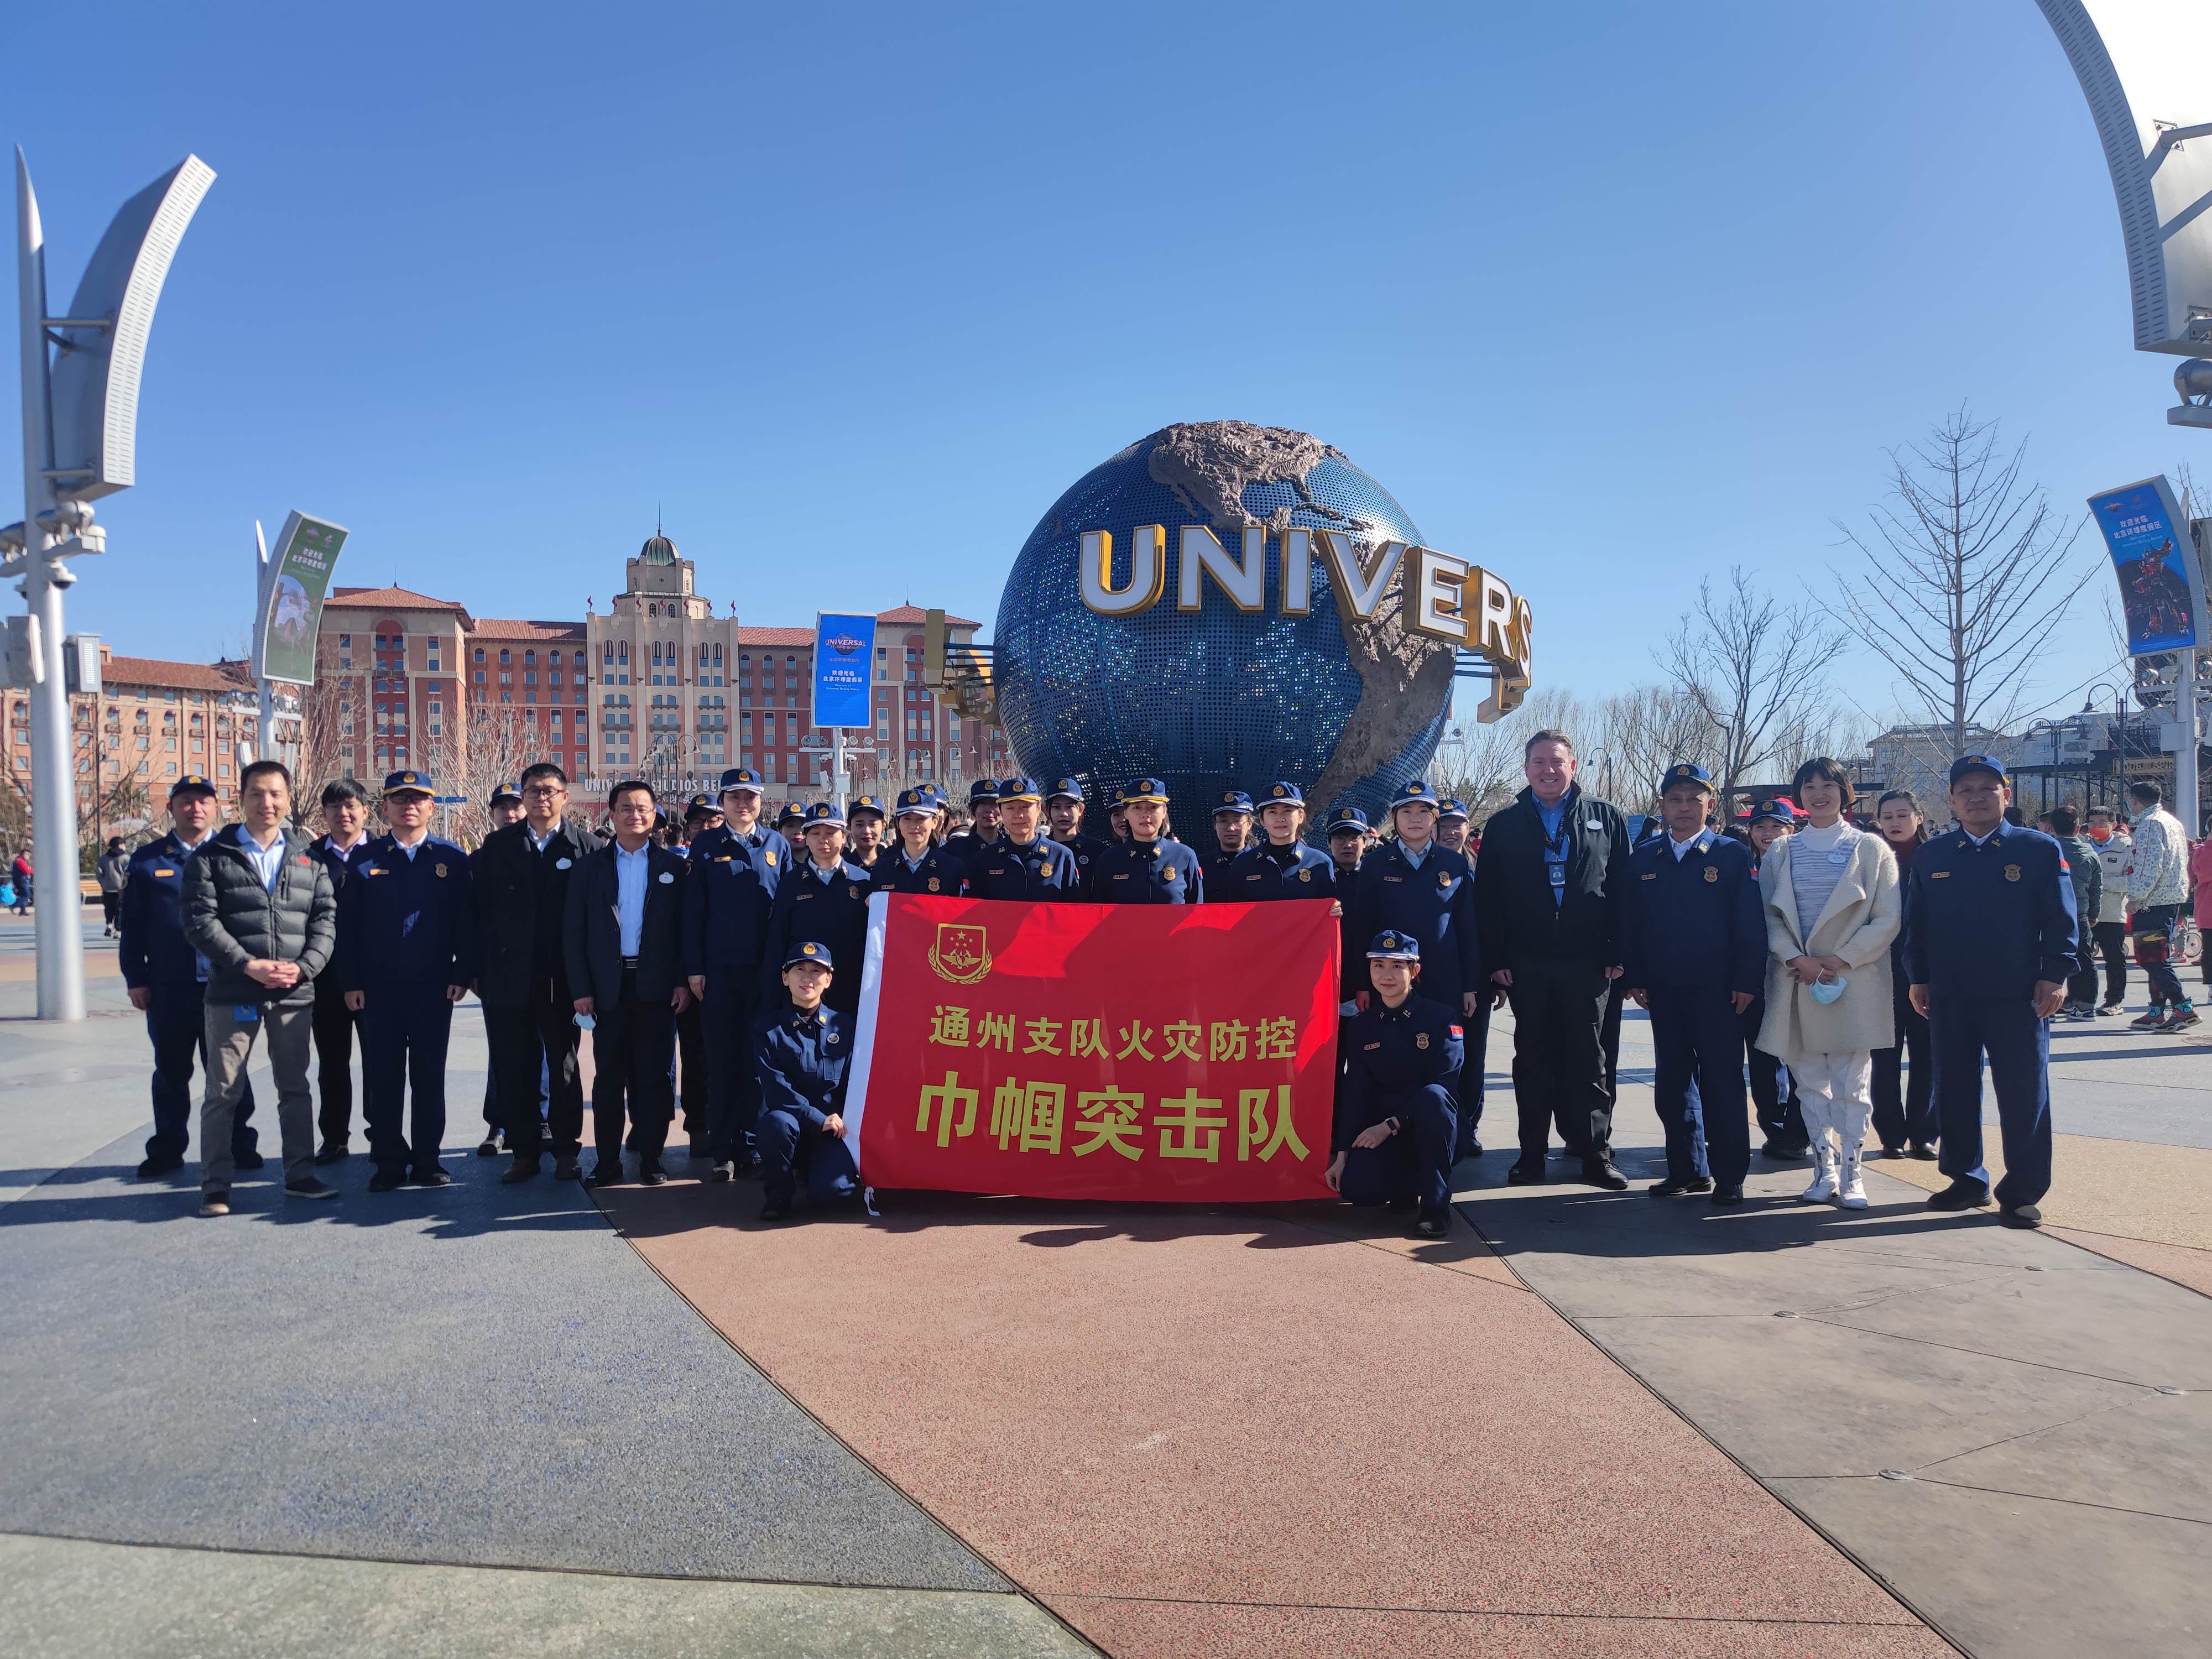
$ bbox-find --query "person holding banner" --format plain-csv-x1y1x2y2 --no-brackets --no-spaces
754,940,861,1223
968,778,1080,898
873,787,968,895
1328,930,1462,1239
684,767,786,1181
761,802,874,1014
1086,779,1204,902
1220,781,1335,899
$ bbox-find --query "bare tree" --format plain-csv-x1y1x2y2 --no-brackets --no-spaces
1595,685,1721,813
1836,410,2095,760
1431,685,1590,822
1661,567,1850,809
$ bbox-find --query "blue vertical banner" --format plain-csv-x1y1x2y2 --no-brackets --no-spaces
813,612,877,729
2090,476,2205,655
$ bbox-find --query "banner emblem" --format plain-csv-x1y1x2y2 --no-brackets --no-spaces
928,922,993,984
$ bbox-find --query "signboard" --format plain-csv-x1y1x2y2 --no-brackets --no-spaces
844,894,1339,1202
2089,477,2204,655
812,611,876,729
254,511,349,686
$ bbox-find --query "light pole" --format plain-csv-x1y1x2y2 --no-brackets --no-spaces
6,150,215,1020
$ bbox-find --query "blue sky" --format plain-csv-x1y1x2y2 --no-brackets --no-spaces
0,1,2181,729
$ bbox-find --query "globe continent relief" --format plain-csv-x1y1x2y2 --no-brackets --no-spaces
993,421,1458,831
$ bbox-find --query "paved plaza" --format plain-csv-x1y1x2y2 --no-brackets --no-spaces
3,913,2209,1658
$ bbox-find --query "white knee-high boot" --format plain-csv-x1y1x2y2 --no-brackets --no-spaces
1799,1093,1838,1203
1836,1098,1869,1209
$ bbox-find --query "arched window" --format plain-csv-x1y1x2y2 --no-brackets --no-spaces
713,644,722,665
602,642,614,663
499,649,511,665
618,641,628,663
524,649,535,665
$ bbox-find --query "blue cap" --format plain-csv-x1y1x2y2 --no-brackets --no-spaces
383,769,432,796
1324,805,1370,836
1661,762,1713,790
1748,797,1797,827
799,800,846,831
169,773,216,799
1213,789,1254,815
1437,796,1468,821
996,776,1043,803
775,801,806,823
1119,777,1170,804
894,786,938,818
1949,754,2009,787
1389,779,1436,810
783,940,834,971
967,779,999,805
684,792,718,817
1258,781,1305,807
847,794,886,820
1367,928,1421,962
488,782,523,808
1046,777,1086,803
718,766,765,795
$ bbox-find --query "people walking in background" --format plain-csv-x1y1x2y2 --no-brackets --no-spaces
2085,807,2133,1015
1756,758,1899,1211
2193,828,2212,1005
2039,806,2104,1022
11,849,30,914
1869,790,1936,1159
2123,780,2194,1031
96,838,128,936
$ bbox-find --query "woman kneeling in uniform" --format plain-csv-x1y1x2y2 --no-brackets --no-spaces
1327,930,1463,1239
754,941,860,1222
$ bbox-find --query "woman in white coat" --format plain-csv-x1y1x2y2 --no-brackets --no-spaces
1757,757,1900,1208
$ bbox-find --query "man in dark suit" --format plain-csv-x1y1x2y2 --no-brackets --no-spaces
308,778,374,1164
565,779,693,1187
473,763,592,1183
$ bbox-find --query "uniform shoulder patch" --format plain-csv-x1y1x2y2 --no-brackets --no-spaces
1449,1025,1463,1037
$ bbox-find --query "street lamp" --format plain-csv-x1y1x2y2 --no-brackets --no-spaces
6,149,215,1020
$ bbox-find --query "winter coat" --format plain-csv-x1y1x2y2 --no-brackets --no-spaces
180,825,338,1005
1756,826,1900,1061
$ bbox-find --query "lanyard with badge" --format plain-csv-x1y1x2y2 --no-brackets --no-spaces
1543,809,1571,891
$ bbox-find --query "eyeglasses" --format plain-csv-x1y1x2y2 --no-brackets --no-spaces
522,785,565,800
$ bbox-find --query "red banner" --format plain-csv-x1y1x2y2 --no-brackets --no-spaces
846,894,1340,1202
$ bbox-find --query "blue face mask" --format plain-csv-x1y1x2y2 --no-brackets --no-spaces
1808,975,1849,1005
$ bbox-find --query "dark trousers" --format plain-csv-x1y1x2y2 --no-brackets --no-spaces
1742,995,1806,1149
2093,920,2128,1006
1601,978,1625,1104
675,997,706,1141
1870,978,1934,1149
1931,993,2052,1210
1456,994,1490,1155
362,982,454,1177
703,972,767,1160
2133,904,2187,1005
310,973,359,1148
1339,1083,1457,1214
144,981,257,1162
1647,984,1749,1188
758,1108,860,1209
1505,955,1611,1164
591,973,676,1170
485,979,583,1162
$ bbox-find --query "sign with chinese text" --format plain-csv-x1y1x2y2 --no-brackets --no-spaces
254,510,348,686
847,894,1340,1202
2090,477,2204,655
812,612,877,729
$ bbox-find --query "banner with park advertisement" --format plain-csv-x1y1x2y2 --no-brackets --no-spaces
844,894,1340,1202
254,510,349,685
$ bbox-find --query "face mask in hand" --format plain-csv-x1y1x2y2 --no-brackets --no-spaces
1808,975,1849,1005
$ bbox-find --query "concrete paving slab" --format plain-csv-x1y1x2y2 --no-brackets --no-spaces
2047,1228,2212,1298
0,1531,1091,1659
1909,1387,2212,1524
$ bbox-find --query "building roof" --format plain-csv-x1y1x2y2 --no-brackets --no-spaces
736,627,816,648
327,585,475,622
876,605,978,628
101,655,255,695
638,534,680,566
473,617,587,640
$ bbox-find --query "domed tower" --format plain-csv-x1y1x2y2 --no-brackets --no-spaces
583,528,737,787
624,530,706,616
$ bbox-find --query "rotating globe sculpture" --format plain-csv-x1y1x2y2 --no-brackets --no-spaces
992,421,1458,831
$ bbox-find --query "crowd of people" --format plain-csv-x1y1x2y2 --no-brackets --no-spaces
97,724,2204,1233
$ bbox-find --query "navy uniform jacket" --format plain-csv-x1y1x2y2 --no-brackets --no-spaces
1084,837,1204,904
338,835,476,992
1620,830,1766,994
681,821,789,979
754,1003,853,1129
941,829,997,875
119,833,217,989
1201,843,1249,889
760,860,875,1002
1218,840,1337,902
1902,824,2079,1001
870,844,968,896
1350,842,1481,1008
967,834,1079,900
1334,997,1463,1151
1053,831,1114,887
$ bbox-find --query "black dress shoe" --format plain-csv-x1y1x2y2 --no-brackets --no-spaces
1411,1209,1451,1239
1584,1159,1629,1191
500,1161,540,1185
284,1176,340,1200
759,1199,792,1222
2000,1202,2043,1229
1908,1142,1938,1160
368,1170,406,1193
474,1136,501,1157
1648,1176,1713,1197
1463,1139,1484,1159
554,1157,582,1181
1877,1145,1905,1159
1505,1160,1545,1186
639,1165,670,1187
1926,1178,1993,1212
583,1163,624,1189
1709,1184,1744,1207
136,1154,185,1179
411,1166,452,1188
312,1141,349,1166
232,1150,266,1172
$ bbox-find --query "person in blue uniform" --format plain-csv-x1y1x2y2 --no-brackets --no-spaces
1324,806,1370,999
760,801,874,1014
1903,755,2079,1228
968,778,1079,898
119,774,260,1178
1622,764,1766,1207
1742,799,1809,1158
841,795,888,876
1202,790,1254,887
475,781,529,1156
1327,930,1463,1239
309,778,374,1164
1436,798,1472,856
340,770,476,1193
1219,781,1335,899
681,766,786,1181
942,779,1000,872
1046,779,1113,881
874,786,968,895
664,794,723,1157
1085,779,1204,902
754,940,860,1222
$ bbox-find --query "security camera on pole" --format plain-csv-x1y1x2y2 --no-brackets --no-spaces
5,149,215,1022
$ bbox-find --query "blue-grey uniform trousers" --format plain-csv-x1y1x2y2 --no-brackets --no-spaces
1340,1084,1458,1214
1647,984,1749,1188
1931,993,2052,1209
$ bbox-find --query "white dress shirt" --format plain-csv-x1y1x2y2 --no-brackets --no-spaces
614,840,651,956
242,826,286,893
